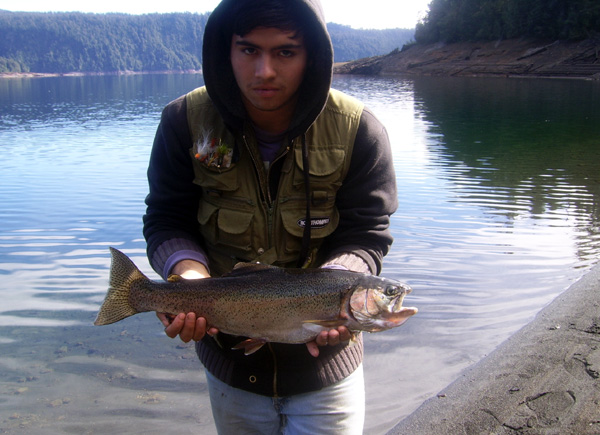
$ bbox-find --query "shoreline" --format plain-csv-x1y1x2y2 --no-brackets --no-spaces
5,38,600,81
335,38,600,80
0,70,202,79
388,261,600,434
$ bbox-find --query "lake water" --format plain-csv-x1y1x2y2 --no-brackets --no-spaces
0,73,599,434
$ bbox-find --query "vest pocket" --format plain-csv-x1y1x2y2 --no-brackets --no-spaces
198,201,254,252
191,162,238,191
292,145,346,186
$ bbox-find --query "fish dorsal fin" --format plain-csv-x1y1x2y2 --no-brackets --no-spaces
167,274,183,282
225,262,277,277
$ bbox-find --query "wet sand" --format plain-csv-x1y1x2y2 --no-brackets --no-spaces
0,313,217,434
389,262,600,434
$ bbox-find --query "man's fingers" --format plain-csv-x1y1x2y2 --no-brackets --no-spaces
164,313,185,338
156,312,173,328
178,312,198,343
315,330,328,346
327,329,340,346
159,311,216,343
306,340,320,358
193,316,208,341
337,326,352,342
313,327,351,348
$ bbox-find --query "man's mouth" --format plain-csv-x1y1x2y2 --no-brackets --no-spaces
253,87,279,96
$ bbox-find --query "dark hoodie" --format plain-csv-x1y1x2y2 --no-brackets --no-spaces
143,0,398,397
202,0,333,140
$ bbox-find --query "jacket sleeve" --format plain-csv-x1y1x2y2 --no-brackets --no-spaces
142,96,207,278
318,107,398,275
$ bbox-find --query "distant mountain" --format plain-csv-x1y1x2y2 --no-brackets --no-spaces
0,11,414,74
327,23,415,62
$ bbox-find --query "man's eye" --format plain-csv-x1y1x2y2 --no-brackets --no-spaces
280,50,294,58
242,48,257,55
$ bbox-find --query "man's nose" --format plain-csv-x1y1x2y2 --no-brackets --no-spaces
256,55,276,79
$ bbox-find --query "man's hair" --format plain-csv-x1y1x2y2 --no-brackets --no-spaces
226,0,316,46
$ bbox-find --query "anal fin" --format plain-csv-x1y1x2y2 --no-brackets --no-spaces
232,338,267,355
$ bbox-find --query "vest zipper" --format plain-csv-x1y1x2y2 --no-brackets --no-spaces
265,145,291,246
243,133,292,252
242,134,271,205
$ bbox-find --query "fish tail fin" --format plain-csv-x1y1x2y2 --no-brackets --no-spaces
94,247,148,326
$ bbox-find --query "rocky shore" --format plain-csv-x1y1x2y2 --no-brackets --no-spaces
335,38,600,80
389,262,600,434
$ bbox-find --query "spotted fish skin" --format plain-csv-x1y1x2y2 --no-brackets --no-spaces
94,248,417,348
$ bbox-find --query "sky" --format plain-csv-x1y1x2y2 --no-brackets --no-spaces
0,0,430,29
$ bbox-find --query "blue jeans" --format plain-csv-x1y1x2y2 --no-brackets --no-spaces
205,365,365,434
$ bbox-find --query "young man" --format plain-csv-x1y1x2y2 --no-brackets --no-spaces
143,0,398,433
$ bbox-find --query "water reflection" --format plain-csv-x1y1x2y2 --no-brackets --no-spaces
0,74,598,434
0,74,204,130
331,75,600,432
413,77,600,209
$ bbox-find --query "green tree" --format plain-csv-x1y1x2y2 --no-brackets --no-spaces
0,11,410,73
415,0,600,43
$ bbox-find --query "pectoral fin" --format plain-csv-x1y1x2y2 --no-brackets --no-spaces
302,319,348,328
302,319,350,335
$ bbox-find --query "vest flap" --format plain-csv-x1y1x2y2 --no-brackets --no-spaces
197,201,218,225
218,208,254,235
294,146,345,177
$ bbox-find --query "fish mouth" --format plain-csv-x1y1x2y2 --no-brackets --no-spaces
385,289,417,321
383,305,419,324
388,287,418,325
391,289,409,312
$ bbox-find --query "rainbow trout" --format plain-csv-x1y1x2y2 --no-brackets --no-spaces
95,248,417,354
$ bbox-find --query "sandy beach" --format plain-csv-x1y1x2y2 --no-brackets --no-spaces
389,262,600,434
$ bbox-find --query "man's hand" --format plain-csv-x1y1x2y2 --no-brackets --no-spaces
306,326,352,358
158,312,219,343
172,259,211,280
157,259,218,342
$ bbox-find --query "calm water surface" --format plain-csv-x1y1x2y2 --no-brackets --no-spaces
0,74,599,434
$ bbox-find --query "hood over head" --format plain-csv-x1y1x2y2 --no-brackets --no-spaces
202,0,333,139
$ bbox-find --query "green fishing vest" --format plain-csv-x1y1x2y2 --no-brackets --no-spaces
186,87,364,276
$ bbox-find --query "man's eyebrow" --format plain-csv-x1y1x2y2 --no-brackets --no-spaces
234,40,304,50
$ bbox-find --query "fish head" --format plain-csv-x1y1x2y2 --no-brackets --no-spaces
348,276,418,332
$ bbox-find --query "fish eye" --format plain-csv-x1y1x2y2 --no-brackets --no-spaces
385,285,400,296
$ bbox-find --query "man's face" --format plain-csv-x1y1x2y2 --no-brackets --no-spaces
230,26,308,128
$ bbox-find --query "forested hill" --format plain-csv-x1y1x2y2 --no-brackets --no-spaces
0,11,414,74
336,0,600,79
415,0,599,43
